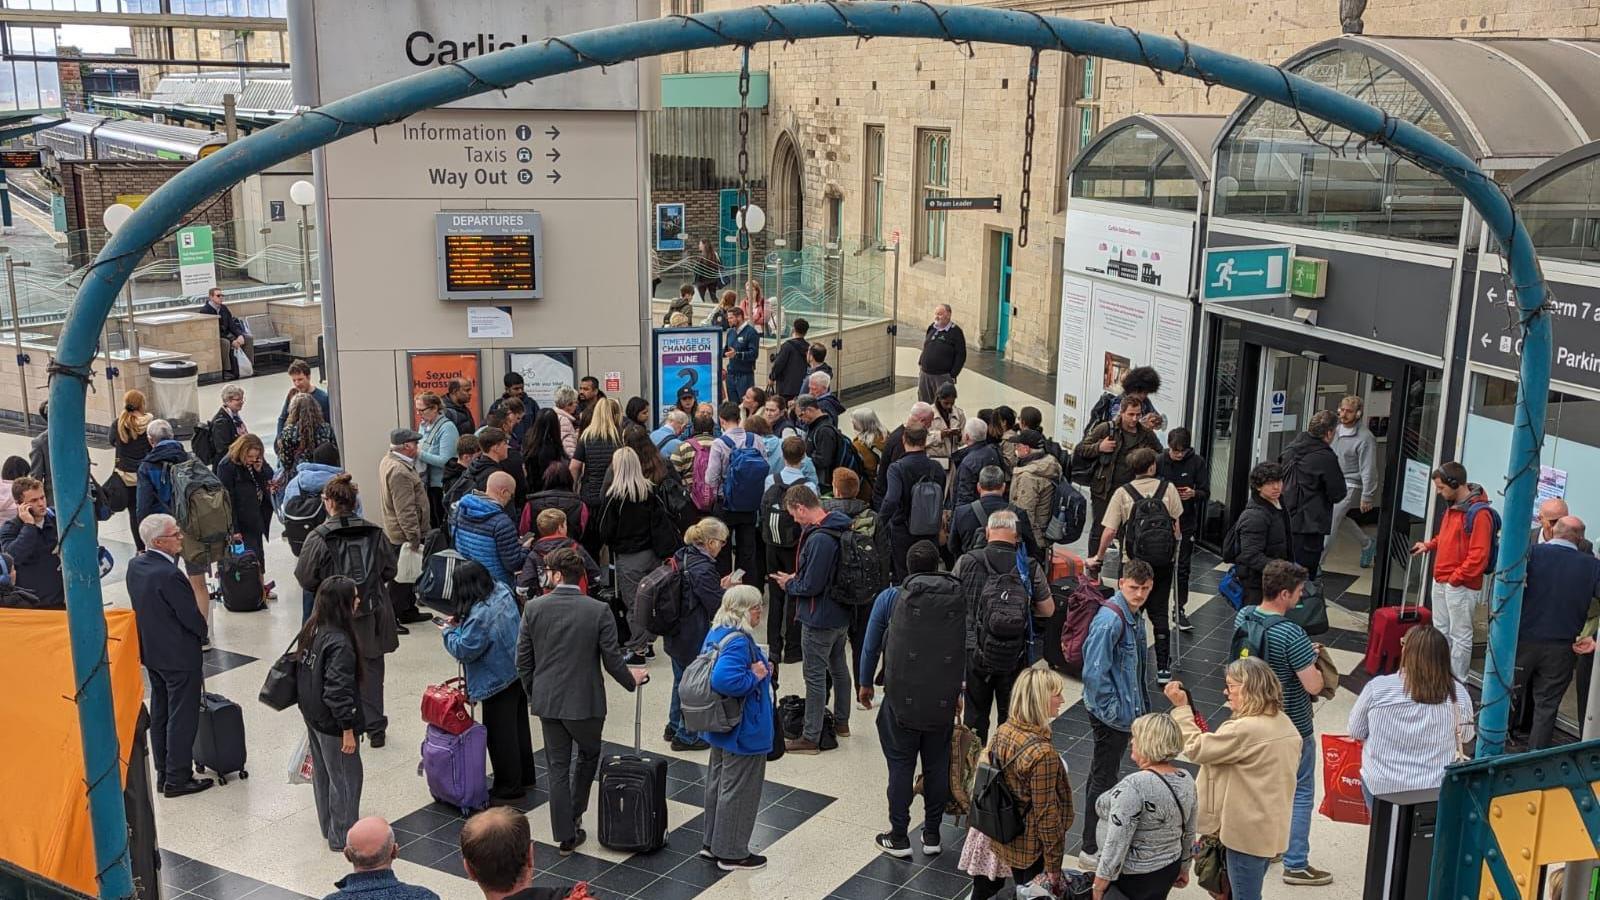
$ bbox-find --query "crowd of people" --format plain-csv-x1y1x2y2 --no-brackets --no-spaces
70,299,1596,900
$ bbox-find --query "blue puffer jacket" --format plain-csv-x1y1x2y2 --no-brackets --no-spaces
442,581,520,701
1081,591,1150,732
701,625,774,756
280,462,362,520
135,439,189,521
451,492,527,586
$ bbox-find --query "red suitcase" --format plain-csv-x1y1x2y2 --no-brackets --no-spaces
1365,601,1432,676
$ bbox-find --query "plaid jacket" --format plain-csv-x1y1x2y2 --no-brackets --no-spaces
988,720,1075,871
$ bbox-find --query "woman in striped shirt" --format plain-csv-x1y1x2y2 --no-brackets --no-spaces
1348,625,1475,804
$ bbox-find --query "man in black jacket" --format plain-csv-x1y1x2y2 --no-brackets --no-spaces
948,465,1041,561
917,304,966,403
873,402,937,510
796,394,843,490
0,476,63,608
1074,396,1163,556
1156,427,1209,630
198,287,251,380
1277,410,1347,578
443,378,477,435
880,426,947,584
768,318,811,401
127,514,213,797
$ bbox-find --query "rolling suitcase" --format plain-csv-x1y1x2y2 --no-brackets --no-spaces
193,691,248,783
1365,597,1432,676
598,680,669,853
218,546,266,613
419,722,489,815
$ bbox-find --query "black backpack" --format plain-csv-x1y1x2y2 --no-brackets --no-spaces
1120,480,1177,563
760,473,803,548
975,546,1036,673
828,519,889,606
313,521,387,608
907,472,944,537
280,489,327,555
191,425,217,466
883,573,966,730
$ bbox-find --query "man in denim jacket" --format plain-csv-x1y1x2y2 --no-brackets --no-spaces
1078,559,1153,867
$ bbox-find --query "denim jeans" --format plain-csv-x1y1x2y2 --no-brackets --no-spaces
1225,848,1272,900
668,658,692,743
1284,732,1316,870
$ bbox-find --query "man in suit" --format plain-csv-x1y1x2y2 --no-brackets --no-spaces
516,547,645,856
198,287,251,381
128,514,214,797
1532,498,1593,554
1516,515,1600,749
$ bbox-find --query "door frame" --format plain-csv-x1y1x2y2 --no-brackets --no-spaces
979,226,1014,351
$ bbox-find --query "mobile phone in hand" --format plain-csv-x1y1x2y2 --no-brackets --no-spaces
432,615,450,628
730,568,745,583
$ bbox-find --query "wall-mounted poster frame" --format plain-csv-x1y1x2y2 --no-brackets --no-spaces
504,348,578,412
656,202,687,252
650,327,724,426
406,350,483,427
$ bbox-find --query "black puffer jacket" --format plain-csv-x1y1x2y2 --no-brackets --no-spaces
1278,431,1348,535
1232,492,1292,596
296,627,363,737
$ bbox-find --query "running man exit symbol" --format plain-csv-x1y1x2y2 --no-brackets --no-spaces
1202,244,1293,302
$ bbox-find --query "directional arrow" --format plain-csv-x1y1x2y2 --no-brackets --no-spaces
1487,287,1498,304
545,125,561,140
546,170,562,184
546,147,561,163
1481,333,1491,348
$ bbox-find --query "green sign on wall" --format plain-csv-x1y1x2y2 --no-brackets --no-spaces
176,225,216,294
1290,256,1328,299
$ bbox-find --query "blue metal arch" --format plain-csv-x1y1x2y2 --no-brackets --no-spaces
50,5,1551,897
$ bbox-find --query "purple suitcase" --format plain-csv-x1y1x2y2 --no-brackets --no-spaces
419,722,489,815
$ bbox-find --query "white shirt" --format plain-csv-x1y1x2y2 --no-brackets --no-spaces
1348,673,1475,796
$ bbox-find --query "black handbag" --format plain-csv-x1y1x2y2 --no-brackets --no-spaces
970,738,1045,844
257,639,300,711
766,686,785,762
1288,579,1330,636
99,470,131,514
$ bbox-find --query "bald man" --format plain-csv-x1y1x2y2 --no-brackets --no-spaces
326,817,440,899
918,303,967,403
452,469,528,587
1532,498,1593,553
1516,515,1600,749
872,402,939,510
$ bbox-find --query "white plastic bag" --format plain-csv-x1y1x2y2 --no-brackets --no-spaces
287,732,314,785
396,543,424,584
234,347,254,378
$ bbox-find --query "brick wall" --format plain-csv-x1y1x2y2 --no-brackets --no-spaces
663,0,1600,374
61,160,238,275
652,183,770,288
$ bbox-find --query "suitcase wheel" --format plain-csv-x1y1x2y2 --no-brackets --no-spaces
217,773,228,785
238,769,249,780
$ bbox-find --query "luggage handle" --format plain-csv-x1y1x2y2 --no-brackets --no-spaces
633,672,646,753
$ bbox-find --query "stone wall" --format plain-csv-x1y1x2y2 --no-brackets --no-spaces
663,0,1600,375
651,183,769,292
60,160,238,272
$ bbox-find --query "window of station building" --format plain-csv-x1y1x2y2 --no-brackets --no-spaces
1056,53,1103,212
1213,48,1463,246
863,124,885,247
1070,125,1200,212
0,25,59,113
1519,157,1600,265
915,128,950,261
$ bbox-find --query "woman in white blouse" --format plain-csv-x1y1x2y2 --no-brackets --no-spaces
1349,625,1475,805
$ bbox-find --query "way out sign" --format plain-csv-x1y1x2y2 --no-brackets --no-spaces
177,225,217,294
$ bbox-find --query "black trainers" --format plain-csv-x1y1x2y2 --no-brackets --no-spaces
558,828,587,857
921,831,942,856
663,725,677,742
1176,608,1194,632
623,650,647,666
671,736,711,752
875,832,912,859
698,845,716,860
1156,668,1172,685
717,854,768,871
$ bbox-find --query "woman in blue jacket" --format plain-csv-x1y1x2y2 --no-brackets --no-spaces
441,560,536,801
699,584,774,872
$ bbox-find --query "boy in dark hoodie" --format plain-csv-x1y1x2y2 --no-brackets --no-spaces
518,507,602,597
1156,426,1209,631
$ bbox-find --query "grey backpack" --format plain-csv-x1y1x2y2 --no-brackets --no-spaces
678,631,749,734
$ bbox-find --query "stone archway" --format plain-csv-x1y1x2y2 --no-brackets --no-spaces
770,129,804,250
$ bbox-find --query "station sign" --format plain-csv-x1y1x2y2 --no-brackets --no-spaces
924,196,1002,211
0,150,41,169
1063,206,1193,298
435,211,543,300
1202,244,1293,302
1471,275,1600,392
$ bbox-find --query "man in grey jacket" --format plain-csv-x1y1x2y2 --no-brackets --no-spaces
1323,395,1378,569
516,547,646,856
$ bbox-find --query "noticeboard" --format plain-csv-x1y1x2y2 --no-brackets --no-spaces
504,348,577,412
435,211,544,300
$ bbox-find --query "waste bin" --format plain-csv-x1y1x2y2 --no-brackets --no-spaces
147,359,199,438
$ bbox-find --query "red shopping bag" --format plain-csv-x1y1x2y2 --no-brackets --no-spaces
1318,734,1370,825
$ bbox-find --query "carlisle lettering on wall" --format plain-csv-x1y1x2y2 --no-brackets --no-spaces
405,31,533,66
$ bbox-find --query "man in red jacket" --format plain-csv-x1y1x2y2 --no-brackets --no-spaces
1411,461,1499,680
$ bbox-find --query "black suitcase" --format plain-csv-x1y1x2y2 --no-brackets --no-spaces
598,681,668,853
218,549,266,613
193,691,249,783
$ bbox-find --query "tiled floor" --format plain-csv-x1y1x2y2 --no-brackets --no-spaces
160,851,316,900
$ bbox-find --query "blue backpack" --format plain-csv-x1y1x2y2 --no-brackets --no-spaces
719,432,770,513
1463,498,1502,579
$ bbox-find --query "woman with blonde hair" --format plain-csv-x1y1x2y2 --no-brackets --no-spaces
1163,658,1301,900
662,517,739,751
699,584,773,870
573,396,624,557
1349,625,1474,804
596,446,663,649
963,662,1075,900
216,433,276,600
109,388,153,548
1091,713,1196,899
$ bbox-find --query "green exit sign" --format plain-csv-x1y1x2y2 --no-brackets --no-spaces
1291,256,1328,299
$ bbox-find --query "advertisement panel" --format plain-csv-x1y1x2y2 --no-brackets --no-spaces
406,351,482,427
504,349,577,411
651,328,723,426
1063,206,1193,298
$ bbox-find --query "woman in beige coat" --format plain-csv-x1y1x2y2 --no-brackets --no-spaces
1163,658,1301,900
